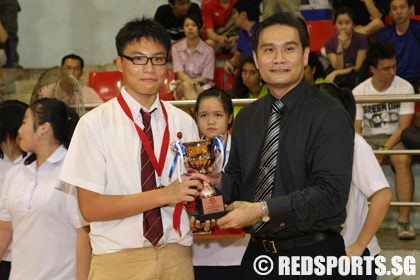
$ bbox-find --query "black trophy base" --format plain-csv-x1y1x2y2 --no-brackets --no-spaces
192,195,228,222
199,210,229,222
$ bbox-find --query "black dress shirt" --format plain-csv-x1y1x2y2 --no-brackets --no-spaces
222,79,354,240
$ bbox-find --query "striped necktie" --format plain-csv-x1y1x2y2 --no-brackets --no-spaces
253,99,284,232
140,108,163,245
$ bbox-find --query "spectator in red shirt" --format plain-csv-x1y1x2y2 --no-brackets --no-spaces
201,0,240,55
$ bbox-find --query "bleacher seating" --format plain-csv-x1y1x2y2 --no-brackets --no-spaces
88,71,124,102
158,68,175,101
225,71,236,90
88,66,237,103
306,20,336,54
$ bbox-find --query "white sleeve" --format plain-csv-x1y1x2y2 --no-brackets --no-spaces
400,83,415,115
352,136,390,198
61,182,89,229
59,115,107,194
0,168,15,222
353,86,364,120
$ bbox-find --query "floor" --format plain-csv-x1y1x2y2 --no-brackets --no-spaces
376,228,419,280
376,228,420,251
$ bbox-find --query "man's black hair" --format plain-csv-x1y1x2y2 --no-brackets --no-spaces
366,41,396,68
61,54,84,70
252,12,309,53
233,0,261,22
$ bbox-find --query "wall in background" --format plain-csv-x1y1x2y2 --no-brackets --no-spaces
17,0,201,68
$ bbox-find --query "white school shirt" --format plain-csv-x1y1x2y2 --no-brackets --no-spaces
0,153,26,262
60,88,199,255
341,134,390,256
192,133,250,266
0,145,87,280
353,76,414,137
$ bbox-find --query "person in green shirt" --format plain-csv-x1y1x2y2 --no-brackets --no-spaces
230,57,267,117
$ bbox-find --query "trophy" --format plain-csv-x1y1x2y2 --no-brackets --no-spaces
175,137,227,222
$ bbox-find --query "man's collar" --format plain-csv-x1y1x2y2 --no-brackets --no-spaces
267,78,308,110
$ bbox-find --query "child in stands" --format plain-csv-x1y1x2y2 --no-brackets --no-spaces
192,88,250,280
318,83,392,279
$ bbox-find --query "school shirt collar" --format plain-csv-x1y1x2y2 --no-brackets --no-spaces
25,144,67,173
120,87,162,124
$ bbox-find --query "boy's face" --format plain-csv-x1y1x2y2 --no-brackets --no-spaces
116,38,167,99
170,0,191,18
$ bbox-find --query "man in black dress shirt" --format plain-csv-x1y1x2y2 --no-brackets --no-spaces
214,12,354,279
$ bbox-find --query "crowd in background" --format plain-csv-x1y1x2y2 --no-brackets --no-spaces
0,0,420,279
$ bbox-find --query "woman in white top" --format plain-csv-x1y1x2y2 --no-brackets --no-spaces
0,100,28,278
0,98,91,280
192,88,250,280
318,83,392,279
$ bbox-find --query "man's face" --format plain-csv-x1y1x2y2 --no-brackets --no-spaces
116,38,167,99
170,0,191,18
62,58,83,80
253,24,309,97
372,57,397,87
232,9,243,28
389,0,411,25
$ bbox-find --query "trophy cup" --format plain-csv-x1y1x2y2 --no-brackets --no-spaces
181,138,227,222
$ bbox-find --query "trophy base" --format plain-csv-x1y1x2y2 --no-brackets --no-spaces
192,195,228,222
191,210,229,223
199,210,229,222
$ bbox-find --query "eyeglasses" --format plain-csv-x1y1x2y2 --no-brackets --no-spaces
120,54,168,66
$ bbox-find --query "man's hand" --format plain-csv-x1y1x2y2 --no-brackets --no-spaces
224,61,235,76
217,201,262,229
162,173,208,205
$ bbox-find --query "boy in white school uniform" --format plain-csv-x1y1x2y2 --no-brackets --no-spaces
60,18,207,280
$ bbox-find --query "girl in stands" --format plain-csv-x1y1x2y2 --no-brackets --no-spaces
230,57,267,117
172,13,215,101
192,88,250,280
0,98,91,280
324,7,369,88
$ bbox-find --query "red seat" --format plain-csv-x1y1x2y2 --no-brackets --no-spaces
214,67,225,89
225,67,238,90
89,69,176,102
306,20,336,54
158,68,175,101
88,71,125,102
